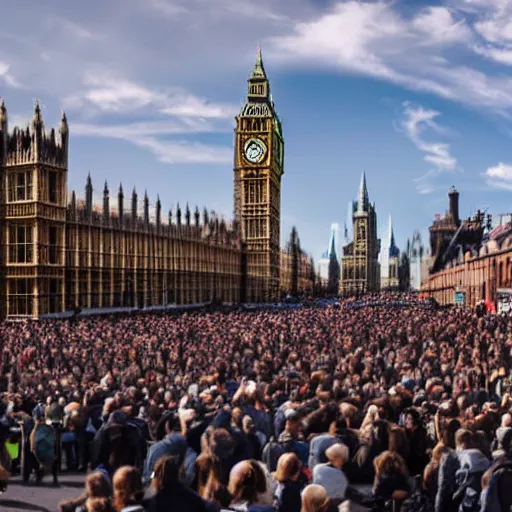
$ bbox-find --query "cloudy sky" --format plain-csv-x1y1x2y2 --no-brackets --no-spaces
2,0,512,262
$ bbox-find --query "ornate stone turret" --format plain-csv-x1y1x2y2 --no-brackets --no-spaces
194,206,200,227
131,187,138,221
0,99,7,165
70,190,77,219
59,110,69,166
156,195,161,230
176,203,182,226
143,190,149,225
168,208,173,226
203,207,209,226
1,100,69,168
103,181,110,221
185,203,191,226
85,173,93,216
118,184,124,222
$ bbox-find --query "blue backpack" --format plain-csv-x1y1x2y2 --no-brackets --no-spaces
33,424,56,469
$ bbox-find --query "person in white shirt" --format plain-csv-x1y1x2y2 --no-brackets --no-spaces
312,443,349,501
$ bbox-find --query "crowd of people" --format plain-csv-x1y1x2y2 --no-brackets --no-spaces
0,293,511,511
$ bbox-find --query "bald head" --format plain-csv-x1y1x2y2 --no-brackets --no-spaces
502,413,512,428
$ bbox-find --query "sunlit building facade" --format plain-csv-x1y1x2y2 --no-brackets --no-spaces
0,51,313,319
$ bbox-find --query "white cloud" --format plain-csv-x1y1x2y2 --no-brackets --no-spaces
0,62,21,88
268,1,512,112
61,71,237,164
412,7,471,45
64,73,239,119
149,0,287,22
71,118,224,138
484,162,512,190
400,102,458,194
136,137,232,164
44,16,99,40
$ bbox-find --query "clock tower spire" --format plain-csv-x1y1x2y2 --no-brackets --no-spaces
234,46,284,302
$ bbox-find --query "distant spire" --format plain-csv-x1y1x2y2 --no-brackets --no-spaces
143,190,149,224
59,110,68,134
32,99,43,126
329,232,337,260
250,44,267,79
357,172,369,213
388,216,399,258
0,99,7,123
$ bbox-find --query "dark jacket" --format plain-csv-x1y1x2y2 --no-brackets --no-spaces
435,450,459,512
372,472,410,502
274,480,303,512
144,482,212,512
406,426,429,476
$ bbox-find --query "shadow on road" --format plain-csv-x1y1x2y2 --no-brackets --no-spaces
0,499,50,512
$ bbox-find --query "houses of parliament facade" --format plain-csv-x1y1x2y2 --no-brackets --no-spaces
0,50,313,319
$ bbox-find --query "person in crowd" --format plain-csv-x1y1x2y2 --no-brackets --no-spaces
112,466,145,512
312,444,349,503
273,453,304,512
59,471,113,512
300,484,331,512
227,460,274,512
144,455,210,512
2,292,512,511
372,450,410,503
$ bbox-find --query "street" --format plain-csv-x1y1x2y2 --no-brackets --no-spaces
0,473,85,512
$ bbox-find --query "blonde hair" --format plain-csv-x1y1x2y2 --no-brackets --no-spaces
274,453,301,483
112,466,144,512
301,484,330,512
325,443,349,465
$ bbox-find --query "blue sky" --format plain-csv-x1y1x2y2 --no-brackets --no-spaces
2,0,512,263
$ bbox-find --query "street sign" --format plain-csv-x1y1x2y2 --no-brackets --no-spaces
454,291,466,305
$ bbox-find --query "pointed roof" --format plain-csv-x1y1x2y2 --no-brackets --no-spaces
60,110,68,133
329,231,337,260
32,99,43,126
250,45,267,80
388,216,400,258
357,172,369,213
0,98,7,123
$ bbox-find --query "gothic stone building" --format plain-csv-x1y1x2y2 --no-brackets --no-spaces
422,187,512,308
0,50,303,319
340,173,381,296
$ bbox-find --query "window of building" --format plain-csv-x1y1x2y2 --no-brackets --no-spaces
8,172,33,202
8,278,33,316
9,224,33,263
49,226,58,264
49,171,58,203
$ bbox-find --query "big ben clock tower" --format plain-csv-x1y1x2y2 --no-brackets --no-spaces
234,47,284,302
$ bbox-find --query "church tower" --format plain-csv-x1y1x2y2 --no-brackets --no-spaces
234,47,284,302
384,216,400,290
340,173,380,296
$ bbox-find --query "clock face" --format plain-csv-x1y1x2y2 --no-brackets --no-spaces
244,138,267,164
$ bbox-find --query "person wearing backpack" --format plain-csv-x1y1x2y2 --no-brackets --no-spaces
28,403,59,486
481,428,512,511
451,429,490,512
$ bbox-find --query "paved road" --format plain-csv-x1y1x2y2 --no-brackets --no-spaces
0,473,85,512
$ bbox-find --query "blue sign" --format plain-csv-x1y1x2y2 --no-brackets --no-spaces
454,291,466,305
